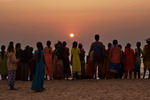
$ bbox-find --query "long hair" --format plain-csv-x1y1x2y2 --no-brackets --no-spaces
47,41,51,53
136,42,141,56
1,45,6,59
8,44,14,53
127,43,131,53
72,41,78,48
37,42,43,62
15,43,21,49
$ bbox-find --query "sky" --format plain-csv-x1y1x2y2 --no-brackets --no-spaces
0,0,150,53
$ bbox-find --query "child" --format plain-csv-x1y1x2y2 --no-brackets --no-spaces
134,42,143,79
7,44,18,90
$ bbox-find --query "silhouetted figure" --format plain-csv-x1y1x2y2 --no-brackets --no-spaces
78,43,86,79
143,38,150,79
89,34,105,79
103,43,112,79
15,43,22,80
0,45,8,80
31,42,45,92
71,41,81,79
52,43,58,79
63,41,71,80
7,41,14,54
44,41,53,80
7,44,18,90
21,46,31,81
29,47,36,81
53,41,64,79
134,42,143,79
109,40,121,79
85,51,94,79
124,43,135,79
118,44,125,79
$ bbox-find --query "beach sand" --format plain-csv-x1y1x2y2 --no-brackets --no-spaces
0,79,150,100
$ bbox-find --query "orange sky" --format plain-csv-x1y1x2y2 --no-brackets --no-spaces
0,0,150,51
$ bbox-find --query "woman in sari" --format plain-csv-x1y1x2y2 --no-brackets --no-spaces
124,43,135,79
31,42,45,92
44,41,53,80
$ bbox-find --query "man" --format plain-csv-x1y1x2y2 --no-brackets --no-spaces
89,34,105,79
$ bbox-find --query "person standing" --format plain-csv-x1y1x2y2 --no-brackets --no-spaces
134,42,143,79
124,43,135,79
21,46,31,81
31,42,45,92
63,41,71,80
143,38,150,79
118,44,125,79
29,47,36,81
109,40,122,79
56,41,64,79
71,41,81,79
78,43,86,79
0,45,8,80
15,43,22,80
103,43,112,79
44,41,53,80
7,44,18,90
89,34,105,79
86,51,94,79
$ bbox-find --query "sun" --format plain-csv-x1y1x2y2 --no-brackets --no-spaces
70,33,74,38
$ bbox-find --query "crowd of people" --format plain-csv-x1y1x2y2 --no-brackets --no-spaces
0,34,150,91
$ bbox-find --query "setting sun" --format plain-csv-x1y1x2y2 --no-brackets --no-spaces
70,33,74,38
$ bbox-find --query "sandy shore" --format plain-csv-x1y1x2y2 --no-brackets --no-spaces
0,79,150,100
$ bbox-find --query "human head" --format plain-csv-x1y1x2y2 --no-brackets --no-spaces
136,42,141,48
118,44,122,49
63,41,67,47
9,41,14,46
37,42,43,50
57,41,62,47
113,40,118,46
146,40,150,46
108,43,112,49
72,41,78,48
8,44,14,52
54,43,58,49
30,47,33,52
25,45,30,50
1,45,6,51
78,43,83,49
47,41,51,47
15,43,21,49
126,43,131,48
95,34,99,41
